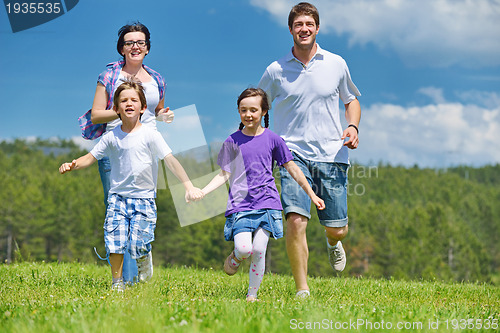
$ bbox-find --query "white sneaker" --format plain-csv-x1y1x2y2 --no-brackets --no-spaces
295,290,310,298
111,280,125,292
327,239,346,272
137,252,153,282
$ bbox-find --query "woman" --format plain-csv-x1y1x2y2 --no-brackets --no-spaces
90,22,173,284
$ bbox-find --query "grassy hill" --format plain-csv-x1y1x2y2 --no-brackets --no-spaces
1,140,499,284
1,262,499,332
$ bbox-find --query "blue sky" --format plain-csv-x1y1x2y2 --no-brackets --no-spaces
1,0,499,168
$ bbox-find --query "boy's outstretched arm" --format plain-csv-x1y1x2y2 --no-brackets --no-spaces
282,160,325,210
59,153,97,174
163,153,204,203
201,170,230,196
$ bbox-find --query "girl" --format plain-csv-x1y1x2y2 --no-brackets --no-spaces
198,88,324,301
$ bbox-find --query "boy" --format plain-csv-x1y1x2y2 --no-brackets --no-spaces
60,79,203,291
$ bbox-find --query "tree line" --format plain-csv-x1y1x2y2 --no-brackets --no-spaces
1,139,498,284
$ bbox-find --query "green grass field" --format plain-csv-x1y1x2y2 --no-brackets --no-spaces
1,262,499,332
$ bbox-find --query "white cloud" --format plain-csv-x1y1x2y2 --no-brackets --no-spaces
351,96,500,167
456,90,500,109
417,87,446,104
250,0,500,68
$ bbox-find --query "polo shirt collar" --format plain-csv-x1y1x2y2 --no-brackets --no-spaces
286,43,325,62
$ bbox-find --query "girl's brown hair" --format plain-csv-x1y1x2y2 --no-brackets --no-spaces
237,88,270,130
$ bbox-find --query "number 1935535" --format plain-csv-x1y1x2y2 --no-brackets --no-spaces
5,2,62,14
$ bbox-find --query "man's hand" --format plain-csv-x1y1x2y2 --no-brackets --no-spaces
341,126,359,149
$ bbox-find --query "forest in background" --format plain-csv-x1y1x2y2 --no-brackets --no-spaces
1,138,499,284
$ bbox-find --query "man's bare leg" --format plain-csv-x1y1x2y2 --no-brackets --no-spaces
286,213,309,292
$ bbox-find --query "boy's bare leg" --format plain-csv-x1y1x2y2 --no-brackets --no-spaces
109,253,124,279
286,213,309,292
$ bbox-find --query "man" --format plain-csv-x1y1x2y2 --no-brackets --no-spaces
258,2,361,297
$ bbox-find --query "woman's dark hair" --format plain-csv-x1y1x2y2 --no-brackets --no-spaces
237,88,270,130
116,21,151,57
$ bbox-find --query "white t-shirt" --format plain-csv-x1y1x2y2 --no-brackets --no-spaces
106,72,160,132
258,44,361,163
90,125,172,198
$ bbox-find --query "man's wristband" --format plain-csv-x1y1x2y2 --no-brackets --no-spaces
348,124,359,134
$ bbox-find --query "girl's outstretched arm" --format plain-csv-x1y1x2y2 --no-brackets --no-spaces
163,153,204,202
59,153,97,174
202,170,231,196
282,160,325,210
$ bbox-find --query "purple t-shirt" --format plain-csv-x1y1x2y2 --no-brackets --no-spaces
217,128,293,216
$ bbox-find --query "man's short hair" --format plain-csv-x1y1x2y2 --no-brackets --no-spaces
288,2,320,29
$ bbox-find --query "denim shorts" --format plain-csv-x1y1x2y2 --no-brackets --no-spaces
224,209,283,241
279,152,349,228
104,193,157,259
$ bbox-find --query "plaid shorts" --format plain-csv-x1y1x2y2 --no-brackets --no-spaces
104,193,157,259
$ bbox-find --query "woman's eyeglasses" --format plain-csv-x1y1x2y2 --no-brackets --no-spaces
123,40,147,48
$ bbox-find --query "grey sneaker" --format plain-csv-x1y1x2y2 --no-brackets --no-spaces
137,252,153,282
327,239,346,272
111,280,125,292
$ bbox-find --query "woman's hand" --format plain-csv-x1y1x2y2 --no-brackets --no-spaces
156,107,174,123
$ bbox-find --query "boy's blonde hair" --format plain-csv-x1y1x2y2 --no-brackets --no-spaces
113,78,147,113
